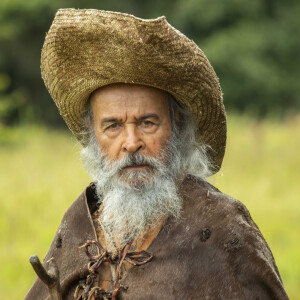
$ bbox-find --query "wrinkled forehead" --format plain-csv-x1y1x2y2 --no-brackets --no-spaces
90,83,171,120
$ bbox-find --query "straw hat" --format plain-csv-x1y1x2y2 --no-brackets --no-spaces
41,9,227,173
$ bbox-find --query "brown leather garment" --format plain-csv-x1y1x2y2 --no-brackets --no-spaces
24,175,289,299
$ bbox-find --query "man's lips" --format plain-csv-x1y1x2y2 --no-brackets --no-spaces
123,164,150,169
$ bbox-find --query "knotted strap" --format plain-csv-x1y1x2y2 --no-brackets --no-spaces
74,240,153,300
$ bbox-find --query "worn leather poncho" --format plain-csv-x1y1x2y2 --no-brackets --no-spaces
25,175,289,299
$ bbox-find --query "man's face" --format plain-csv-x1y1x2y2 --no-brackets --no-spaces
86,84,180,249
90,83,172,182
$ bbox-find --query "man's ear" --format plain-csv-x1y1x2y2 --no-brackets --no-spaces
88,121,94,132
174,110,182,130
174,110,180,123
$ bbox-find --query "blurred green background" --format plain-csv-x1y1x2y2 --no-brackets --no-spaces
0,0,299,299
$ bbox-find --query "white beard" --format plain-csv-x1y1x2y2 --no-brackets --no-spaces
81,138,183,254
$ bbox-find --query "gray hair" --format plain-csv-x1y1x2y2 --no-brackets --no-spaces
81,93,213,180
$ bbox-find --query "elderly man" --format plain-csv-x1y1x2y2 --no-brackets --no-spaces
25,9,288,300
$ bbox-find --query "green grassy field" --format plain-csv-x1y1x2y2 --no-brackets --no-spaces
0,115,299,299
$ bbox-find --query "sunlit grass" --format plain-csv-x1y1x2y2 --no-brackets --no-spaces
0,114,299,299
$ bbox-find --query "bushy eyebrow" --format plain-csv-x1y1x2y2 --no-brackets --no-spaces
139,113,159,121
101,118,120,127
100,113,159,127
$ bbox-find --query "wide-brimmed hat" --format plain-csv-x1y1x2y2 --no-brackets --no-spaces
41,9,227,173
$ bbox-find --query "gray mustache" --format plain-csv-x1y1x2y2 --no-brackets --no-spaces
118,153,161,171
121,153,157,169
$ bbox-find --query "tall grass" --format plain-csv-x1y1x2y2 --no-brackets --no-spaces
0,114,299,299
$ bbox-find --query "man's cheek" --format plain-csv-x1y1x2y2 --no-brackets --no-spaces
147,136,165,153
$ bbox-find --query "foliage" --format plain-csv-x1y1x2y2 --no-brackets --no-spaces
0,115,299,299
0,0,299,125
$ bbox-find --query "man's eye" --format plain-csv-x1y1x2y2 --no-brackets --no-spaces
107,123,120,130
142,120,154,126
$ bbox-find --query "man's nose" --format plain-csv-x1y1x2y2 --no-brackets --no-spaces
122,125,145,153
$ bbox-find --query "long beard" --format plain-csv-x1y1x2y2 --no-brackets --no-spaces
81,132,183,254
95,152,182,254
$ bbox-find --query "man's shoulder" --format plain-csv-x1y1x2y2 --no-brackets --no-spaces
180,174,254,229
138,175,288,300
24,186,97,300
43,185,97,261
178,174,271,257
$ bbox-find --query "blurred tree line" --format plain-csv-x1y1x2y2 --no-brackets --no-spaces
0,0,299,126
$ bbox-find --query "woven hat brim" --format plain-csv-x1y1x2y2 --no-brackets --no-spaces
41,9,227,173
